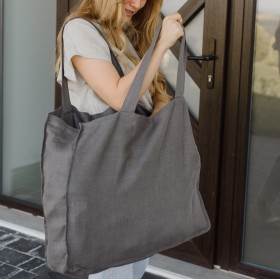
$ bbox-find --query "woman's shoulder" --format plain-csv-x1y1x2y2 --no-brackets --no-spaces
64,18,103,38
65,17,100,27
60,17,111,72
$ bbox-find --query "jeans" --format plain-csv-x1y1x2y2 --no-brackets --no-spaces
88,258,149,279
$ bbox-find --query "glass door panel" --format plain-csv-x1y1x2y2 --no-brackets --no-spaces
1,0,57,205
242,0,280,272
161,0,188,15
185,9,204,56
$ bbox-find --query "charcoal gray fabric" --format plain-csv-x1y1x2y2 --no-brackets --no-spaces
41,19,211,278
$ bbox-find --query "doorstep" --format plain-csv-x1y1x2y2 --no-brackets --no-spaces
0,205,251,279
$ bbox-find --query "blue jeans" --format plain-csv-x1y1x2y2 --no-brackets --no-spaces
88,258,149,279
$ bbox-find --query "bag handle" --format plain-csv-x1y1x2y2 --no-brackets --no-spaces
61,18,125,113
121,24,187,113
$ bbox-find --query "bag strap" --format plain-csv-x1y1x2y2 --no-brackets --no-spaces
121,24,187,113
176,29,188,98
61,18,125,113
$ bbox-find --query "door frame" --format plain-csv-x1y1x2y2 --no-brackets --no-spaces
55,0,69,109
0,0,3,203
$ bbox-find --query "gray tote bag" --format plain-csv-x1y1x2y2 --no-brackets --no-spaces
41,19,211,278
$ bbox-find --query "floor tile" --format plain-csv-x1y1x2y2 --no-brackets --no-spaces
0,263,20,278
0,247,32,266
14,232,44,244
29,245,45,259
19,257,45,271
9,269,36,279
31,264,72,279
0,227,17,235
0,234,19,245
6,238,42,253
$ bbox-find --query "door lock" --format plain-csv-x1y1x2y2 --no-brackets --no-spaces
187,39,217,89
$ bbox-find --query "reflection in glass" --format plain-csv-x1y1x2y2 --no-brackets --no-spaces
1,0,57,205
242,0,280,272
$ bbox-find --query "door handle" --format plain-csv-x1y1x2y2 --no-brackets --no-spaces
187,39,217,89
187,55,217,61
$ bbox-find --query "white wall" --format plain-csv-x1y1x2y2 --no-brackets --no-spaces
2,0,57,194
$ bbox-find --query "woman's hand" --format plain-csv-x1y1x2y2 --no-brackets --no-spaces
157,12,184,51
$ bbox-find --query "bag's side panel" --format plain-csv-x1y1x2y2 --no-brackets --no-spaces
41,114,80,274
190,186,211,237
182,99,211,237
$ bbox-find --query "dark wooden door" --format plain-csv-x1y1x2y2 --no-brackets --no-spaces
57,0,229,270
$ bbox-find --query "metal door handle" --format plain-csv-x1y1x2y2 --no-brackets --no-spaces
187,39,217,89
187,55,217,61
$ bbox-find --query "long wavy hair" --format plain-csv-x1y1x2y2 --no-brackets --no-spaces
55,0,171,103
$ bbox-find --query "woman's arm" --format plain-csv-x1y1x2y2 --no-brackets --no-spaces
72,43,167,111
71,13,184,111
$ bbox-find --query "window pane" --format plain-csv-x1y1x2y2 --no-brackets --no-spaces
242,0,280,272
185,9,204,56
161,0,188,16
1,0,57,205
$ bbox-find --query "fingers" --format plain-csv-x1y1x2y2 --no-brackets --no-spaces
166,12,184,37
166,12,183,25
159,12,185,49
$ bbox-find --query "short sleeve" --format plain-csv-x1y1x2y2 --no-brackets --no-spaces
60,18,112,83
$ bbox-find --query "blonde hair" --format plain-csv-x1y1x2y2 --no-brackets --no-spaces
55,0,171,103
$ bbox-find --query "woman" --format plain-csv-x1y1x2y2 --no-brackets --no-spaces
55,0,184,278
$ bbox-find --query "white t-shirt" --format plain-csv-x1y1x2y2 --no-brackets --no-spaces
57,18,153,115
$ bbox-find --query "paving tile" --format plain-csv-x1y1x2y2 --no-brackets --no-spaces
30,264,48,277
0,227,17,235
19,257,45,271
0,234,19,245
0,247,32,266
0,263,20,278
9,269,36,279
13,233,44,245
32,265,77,279
32,264,72,279
29,245,45,259
6,238,41,253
